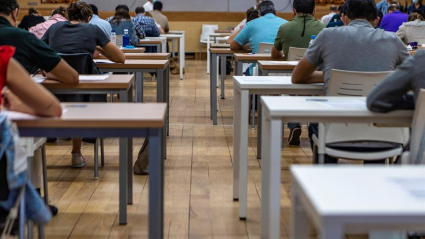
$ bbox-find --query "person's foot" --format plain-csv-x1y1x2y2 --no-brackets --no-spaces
288,127,302,145
49,205,58,216
72,153,86,168
47,137,57,143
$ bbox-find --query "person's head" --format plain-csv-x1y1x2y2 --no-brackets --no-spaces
413,0,423,5
246,7,260,22
28,7,39,16
111,8,131,25
408,11,425,20
135,6,145,15
67,1,93,23
293,0,316,15
153,1,163,11
339,5,348,25
337,5,343,13
329,5,337,12
343,0,378,25
89,4,99,15
257,0,277,16
0,0,20,27
376,9,383,25
115,4,130,12
388,4,400,13
51,6,67,18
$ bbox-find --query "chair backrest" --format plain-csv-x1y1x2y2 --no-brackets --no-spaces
409,89,425,164
201,24,219,40
324,69,409,146
58,53,98,74
287,47,307,61
258,42,273,54
327,69,392,96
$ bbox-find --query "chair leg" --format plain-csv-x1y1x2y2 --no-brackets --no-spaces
41,145,49,205
94,139,99,179
251,94,256,129
109,94,114,103
199,43,202,60
313,145,318,164
100,138,105,168
38,223,45,239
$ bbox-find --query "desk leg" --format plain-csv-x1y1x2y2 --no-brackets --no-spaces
261,114,282,239
321,222,343,239
220,55,226,99
233,88,241,201
149,129,164,239
119,138,129,224
257,98,262,159
209,51,213,120
211,53,218,125
156,68,164,103
237,89,249,219
290,182,309,239
179,37,184,80
157,44,161,53
261,69,269,76
172,39,175,57
236,60,243,76
165,66,170,136
135,72,143,102
207,37,210,74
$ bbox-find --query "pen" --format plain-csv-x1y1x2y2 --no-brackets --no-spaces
31,69,41,77
306,99,328,102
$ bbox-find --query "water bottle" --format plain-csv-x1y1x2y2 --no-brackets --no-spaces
111,30,117,45
309,35,316,47
123,29,130,48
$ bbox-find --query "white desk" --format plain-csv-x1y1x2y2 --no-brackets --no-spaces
232,76,323,219
161,33,185,80
207,33,231,74
260,96,414,239
137,37,167,53
290,166,425,239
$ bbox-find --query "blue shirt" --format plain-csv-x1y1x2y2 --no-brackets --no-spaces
90,14,112,39
132,14,161,39
377,0,390,15
110,20,139,45
234,13,287,53
407,3,425,14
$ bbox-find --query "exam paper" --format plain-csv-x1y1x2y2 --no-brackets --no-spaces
32,77,46,83
93,59,115,64
79,75,109,81
317,99,365,109
270,61,298,65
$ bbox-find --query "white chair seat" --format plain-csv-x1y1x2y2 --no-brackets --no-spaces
326,146,403,160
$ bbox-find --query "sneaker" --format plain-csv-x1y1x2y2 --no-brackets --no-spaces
72,153,86,168
288,127,302,146
49,205,58,216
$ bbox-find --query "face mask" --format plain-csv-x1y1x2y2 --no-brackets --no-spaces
413,0,418,4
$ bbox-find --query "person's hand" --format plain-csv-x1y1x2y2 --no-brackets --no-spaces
93,51,100,59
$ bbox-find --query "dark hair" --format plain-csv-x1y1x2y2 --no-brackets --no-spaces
110,9,131,26
135,6,145,14
115,4,129,12
28,7,38,15
246,7,260,22
412,9,425,18
388,3,400,11
153,1,163,11
377,9,383,25
52,6,67,18
89,4,98,15
338,5,343,12
345,0,378,21
67,1,93,22
293,0,315,14
329,5,337,11
0,0,20,16
257,0,276,16
408,11,425,20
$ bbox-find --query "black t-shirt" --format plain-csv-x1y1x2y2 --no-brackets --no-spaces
42,21,110,58
18,15,45,31
0,17,62,74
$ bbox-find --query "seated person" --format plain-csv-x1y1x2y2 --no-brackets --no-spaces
132,6,161,39
396,11,425,44
151,1,169,33
18,7,45,30
380,4,408,32
292,0,409,163
109,9,139,45
105,4,129,22
326,6,345,27
272,0,325,145
42,1,125,168
89,4,112,39
29,6,68,39
367,50,425,112
227,7,259,44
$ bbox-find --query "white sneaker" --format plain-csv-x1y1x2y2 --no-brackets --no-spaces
72,153,86,168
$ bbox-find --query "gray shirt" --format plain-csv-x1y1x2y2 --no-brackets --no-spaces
305,19,409,91
367,50,425,112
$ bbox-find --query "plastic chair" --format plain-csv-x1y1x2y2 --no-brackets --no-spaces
402,89,425,165
312,69,410,164
58,53,105,179
199,24,218,59
287,47,307,61
258,42,273,54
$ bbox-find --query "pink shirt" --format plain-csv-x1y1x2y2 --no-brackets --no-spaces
29,14,67,39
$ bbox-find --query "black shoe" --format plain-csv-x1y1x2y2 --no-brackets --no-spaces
49,205,58,217
47,138,57,143
288,127,302,145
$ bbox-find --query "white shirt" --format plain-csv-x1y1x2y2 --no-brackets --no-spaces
143,1,153,12
321,12,336,26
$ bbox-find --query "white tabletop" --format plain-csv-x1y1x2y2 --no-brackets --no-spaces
291,165,425,216
261,96,413,122
233,76,323,90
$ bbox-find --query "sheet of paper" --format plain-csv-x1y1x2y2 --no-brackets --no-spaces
270,61,298,65
93,59,115,64
241,78,275,82
79,75,109,81
388,177,425,199
32,77,46,83
4,111,38,120
316,99,365,109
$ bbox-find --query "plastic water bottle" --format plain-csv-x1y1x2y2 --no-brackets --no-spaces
111,30,117,45
309,35,316,47
123,29,130,48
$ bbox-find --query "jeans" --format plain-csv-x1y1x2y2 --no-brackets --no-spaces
308,124,386,164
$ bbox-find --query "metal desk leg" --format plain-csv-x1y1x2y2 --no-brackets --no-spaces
207,37,210,74
209,51,213,120
27,156,34,239
179,37,184,80
211,53,218,125
94,139,99,179
156,68,164,103
19,187,25,239
165,66,170,136
172,39,175,57
157,44,161,53
149,128,164,239
257,100,262,159
135,72,143,102
233,87,241,201
119,137,128,224
220,55,226,99
236,60,243,76
290,182,309,239
238,89,249,219
261,116,282,239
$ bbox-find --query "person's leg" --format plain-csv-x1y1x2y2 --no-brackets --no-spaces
308,124,338,164
288,123,302,146
72,139,86,168
134,138,149,175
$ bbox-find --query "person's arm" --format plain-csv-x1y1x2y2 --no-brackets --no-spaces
227,27,242,44
5,58,62,117
271,47,284,60
45,59,79,84
96,43,125,63
150,20,161,37
272,25,285,60
230,24,250,51
292,57,323,83
164,22,169,33
158,24,165,34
